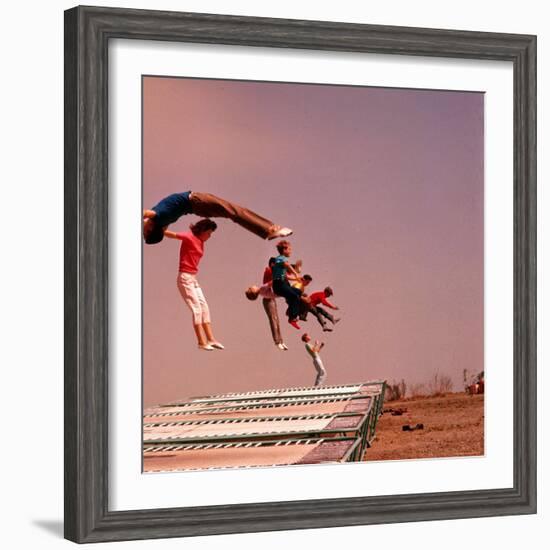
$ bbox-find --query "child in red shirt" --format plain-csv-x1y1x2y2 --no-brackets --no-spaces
164,219,224,351
306,287,341,332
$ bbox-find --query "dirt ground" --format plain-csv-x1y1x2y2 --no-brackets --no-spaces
365,392,484,461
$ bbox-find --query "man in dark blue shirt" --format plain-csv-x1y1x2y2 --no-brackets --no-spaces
270,240,302,330
143,191,292,244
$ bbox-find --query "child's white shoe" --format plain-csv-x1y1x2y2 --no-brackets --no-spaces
198,343,215,351
208,341,225,350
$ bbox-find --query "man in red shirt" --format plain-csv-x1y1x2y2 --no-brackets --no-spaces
306,287,341,332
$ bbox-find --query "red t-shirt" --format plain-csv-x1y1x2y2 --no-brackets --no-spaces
308,291,334,308
263,266,273,284
177,232,204,274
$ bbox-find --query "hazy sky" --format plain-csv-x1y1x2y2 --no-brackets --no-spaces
143,76,483,408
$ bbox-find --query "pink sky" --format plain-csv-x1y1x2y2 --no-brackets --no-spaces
143,76,483,408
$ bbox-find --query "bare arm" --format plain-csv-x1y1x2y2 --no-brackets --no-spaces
163,230,183,240
321,297,339,310
284,262,300,279
143,209,156,219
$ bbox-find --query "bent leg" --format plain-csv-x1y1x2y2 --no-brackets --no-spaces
273,280,301,320
189,192,275,239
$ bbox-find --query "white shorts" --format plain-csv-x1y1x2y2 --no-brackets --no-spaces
177,272,211,325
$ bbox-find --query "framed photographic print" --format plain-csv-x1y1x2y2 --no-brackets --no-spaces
64,5,536,543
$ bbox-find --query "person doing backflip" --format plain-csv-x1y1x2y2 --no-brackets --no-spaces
164,219,224,351
143,191,292,244
302,333,327,386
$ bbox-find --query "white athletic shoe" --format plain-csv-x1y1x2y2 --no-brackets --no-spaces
282,343,289,350
198,343,215,351
276,343,286,351
208,341,225,350
267,226,293,240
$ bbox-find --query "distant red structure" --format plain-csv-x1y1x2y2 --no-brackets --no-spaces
467,378,484,395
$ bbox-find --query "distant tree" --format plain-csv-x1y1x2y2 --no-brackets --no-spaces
385,379,407,401
428,372,453,396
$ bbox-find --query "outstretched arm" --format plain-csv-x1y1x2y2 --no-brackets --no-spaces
284,262,300,279
163,230,183,240
321,296,339,310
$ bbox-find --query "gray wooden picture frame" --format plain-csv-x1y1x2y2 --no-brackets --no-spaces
64,5,537,544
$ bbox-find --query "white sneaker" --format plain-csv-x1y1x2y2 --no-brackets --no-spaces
281,343,289,350
276,343,287,351
267,226,293,240
198,343,215,351
208,341,225,350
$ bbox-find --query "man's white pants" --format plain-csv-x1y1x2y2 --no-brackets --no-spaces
313,357,327,386
177,272,211,325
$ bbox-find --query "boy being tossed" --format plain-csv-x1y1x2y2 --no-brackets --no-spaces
270,240,303,330
306,287,340,332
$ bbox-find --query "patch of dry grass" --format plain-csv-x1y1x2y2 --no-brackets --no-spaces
365,393,484,461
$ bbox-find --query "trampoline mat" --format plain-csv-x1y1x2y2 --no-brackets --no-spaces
143,416,340,441
144,401,353,423
143,438,358,471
